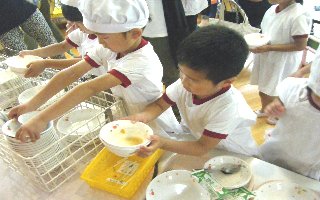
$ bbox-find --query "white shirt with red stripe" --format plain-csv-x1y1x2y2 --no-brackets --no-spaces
84,40,181,138
164,79,259,156
260,77,320,180
251,3,311,96
66,29,107,76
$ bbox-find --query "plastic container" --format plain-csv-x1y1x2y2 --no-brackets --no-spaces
81,148,164,199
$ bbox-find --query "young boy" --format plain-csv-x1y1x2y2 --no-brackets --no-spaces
19,0,105,78
260,48,320,180
126,25,259,157
9,0,180,142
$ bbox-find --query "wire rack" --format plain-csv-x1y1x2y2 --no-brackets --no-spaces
0,70,128,192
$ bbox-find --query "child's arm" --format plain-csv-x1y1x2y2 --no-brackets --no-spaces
19,40,73,58
14,73,122,142
250,37,308,54
264,97,286,118
8,60,92,119
290,62,311,78
137,134,221,157
24,58,82,78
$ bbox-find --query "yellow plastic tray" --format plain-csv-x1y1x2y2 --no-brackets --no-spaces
81,148,163,199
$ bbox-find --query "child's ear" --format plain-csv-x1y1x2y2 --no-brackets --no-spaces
130,28,142,39
221,77,236,87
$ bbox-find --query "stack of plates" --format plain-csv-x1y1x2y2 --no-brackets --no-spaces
1,113,65,174
56,108,105,146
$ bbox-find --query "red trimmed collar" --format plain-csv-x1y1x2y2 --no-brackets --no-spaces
307,87,320,112
88,34,97,40
192,85,231,105
116,38,148,60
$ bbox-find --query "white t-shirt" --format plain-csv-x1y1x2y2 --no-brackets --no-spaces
260,77,320,180
181,0,208,16
84,40,180,137
164,80,259,156
251,3,311,96
143,0,168,38
66,29,107,76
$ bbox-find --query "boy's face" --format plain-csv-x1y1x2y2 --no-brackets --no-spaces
95,32,136,53
179,65,225,99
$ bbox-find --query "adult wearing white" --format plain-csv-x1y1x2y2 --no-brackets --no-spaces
260,48,320,180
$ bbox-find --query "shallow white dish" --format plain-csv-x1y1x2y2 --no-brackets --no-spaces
146,170,210,200
253,181,318,200
203,156,252,189
4,55,42,74
99,120,153,157
244,33,270,49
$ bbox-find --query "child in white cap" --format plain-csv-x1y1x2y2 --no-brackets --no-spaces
19,0,105,78
9,0,180,143
259,47,320,180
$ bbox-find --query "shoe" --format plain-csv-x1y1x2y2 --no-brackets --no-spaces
267,116,278,125
254,109,267,118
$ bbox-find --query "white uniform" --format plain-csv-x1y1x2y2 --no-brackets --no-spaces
143,0,168,37
181,0,208,16
66,29,107,76
164,80,259,156
85,40,180,138
260,77,320,180
251,3,311,96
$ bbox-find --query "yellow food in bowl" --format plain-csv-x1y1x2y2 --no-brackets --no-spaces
117,136,144,146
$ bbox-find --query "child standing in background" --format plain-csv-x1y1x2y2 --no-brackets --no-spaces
19,0,105,78
260,47,320,180
126,26,259,157
250,0,311,124
9,0,180,143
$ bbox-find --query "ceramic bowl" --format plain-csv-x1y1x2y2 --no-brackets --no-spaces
99,120,153,157
4,55,42,74
244,33,270,49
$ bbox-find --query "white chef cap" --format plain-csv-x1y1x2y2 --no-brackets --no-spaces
60,0,79,7
308,49,320,96
78,0,149,34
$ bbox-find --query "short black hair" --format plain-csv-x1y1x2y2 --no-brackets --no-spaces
177,25,249,84
61,4,83,22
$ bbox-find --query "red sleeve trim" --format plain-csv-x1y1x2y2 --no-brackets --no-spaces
292,34,308,39
108,69,131,87
66,37,79,48
162,93,176,105
203,129,228,139
84,54,100,68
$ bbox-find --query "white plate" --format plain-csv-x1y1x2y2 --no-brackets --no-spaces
203,156,252,189
4,55,42,74
146,170,210,200
254,181,318,200
244,33,270,49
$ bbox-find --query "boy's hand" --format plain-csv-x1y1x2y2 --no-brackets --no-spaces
250,45,270,54
136,135,161,158
8,104,33,119
264,98,285,118
24,60,47,78
15,117,47,143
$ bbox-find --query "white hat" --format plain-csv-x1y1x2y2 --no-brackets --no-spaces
60,0,79,7
79,0,149,33
308,50,320,96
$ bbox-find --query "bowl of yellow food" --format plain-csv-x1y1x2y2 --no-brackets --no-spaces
99,120,153,157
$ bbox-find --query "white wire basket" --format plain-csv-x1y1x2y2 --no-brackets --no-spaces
0,70,128,192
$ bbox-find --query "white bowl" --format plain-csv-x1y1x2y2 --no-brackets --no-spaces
4,55,42,74
146,170,210,200
99,120,153,157
203,156,252,189
244,33,270,49
18,111,40,124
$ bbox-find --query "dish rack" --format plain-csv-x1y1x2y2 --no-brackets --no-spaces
0,70,128,192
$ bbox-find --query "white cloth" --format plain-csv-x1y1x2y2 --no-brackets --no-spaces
66,29,107,76
181,0,208,16
85,42,180,138
79,0,149,33
259,77,320,180
165,80,259,157
143,0,168,37
308,47,320,96
251,3,311,96
61,0,79,7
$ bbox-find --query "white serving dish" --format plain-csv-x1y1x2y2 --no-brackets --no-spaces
99,120,153,157
244,33,270,49
4,55,42,74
